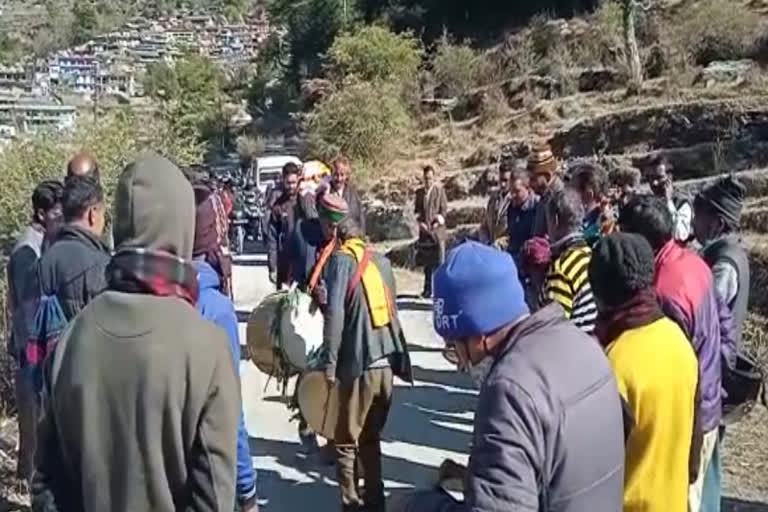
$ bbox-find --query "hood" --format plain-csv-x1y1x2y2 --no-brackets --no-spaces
195,259,220,291
113,152,195,259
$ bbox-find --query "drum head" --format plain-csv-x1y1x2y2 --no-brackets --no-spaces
278,292,324,372
246,291,288,375
297,370,339,440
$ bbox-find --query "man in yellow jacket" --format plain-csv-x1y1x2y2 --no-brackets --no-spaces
589,232,700,512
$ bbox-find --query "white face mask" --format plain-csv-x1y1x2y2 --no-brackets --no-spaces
468,356,495,389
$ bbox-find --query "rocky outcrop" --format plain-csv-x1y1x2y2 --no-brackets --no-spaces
550,100,768,180
693,60,755,88
365,200,418,243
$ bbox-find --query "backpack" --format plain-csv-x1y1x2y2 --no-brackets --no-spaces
25,293,68,394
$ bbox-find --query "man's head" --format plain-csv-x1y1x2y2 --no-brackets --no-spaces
113,152,196,258
432,241,530,370
331,155,352,192
545,188,585,242
589,232,656,311
644,155,672,199
32,179,64,231
570,163,607,211
423,165,435,189
611,167,641,206
693,175,747,244
498,162,513,194
509,169,531,208
62,175,106,237
317,191,349,241
619,194,673,253
527,140,558,196
66,151,100,180
282,162,301,197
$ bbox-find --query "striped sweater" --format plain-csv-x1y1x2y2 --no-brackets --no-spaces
539,234,597,334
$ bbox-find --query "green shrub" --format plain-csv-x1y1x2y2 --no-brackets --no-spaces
0,109,202,245
328,25,423,87
307,80,413,167
673,0,760,66
431,35,494,97
500,30,542,77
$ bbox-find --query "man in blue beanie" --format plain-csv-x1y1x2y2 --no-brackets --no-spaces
398,241,625,512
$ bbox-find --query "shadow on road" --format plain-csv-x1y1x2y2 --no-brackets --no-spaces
723,498,768,511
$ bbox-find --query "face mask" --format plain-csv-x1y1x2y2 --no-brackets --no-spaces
468,356,495,389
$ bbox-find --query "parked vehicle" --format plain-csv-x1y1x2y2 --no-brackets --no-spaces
250,155,302,194
229,209,248,255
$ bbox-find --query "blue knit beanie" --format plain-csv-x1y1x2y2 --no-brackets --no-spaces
433,241,529,340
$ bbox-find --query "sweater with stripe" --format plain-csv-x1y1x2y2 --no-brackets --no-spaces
539,233,597,334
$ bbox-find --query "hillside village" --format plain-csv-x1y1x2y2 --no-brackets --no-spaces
0,7,272,147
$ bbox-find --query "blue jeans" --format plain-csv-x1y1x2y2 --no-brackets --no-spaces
700,433,721,512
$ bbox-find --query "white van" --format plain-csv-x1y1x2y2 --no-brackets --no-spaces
251,155,302,194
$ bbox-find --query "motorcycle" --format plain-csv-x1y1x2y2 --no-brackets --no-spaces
229,209,248,255
243,191,265,242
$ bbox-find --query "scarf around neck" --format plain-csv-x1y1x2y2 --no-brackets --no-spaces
594,287,663,348
106,248,200,305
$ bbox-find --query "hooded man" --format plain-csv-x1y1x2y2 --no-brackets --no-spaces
415,165,449,298
32,153,240,512
7,180,63,482
620,195,732,512
321,211,412,512
193,194,260,511
538,189,598,334
401,241,624,511
590,233,700,512
528,140,564,238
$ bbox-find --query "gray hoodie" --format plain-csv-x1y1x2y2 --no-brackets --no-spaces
32,153,240,512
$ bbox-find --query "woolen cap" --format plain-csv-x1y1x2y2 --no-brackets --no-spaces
433,241,529,340
589,232,656,307
527,140,557,176
317,193,349,225
697,175,747,231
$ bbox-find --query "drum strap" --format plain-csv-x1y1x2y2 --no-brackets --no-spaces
347,248,373,301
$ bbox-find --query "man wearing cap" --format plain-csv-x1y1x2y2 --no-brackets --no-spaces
415,165,449,298
693,175,750,511
399,241,624,511
694,176,750,350
590,233,700,512
320,213,412,512
528,139,564,238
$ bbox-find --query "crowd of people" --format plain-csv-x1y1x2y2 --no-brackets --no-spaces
2,138,759,512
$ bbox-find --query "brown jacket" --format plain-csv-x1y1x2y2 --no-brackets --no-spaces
479,191,511,245
414,184,448,266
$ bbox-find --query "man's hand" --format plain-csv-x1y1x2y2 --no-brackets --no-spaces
268,270,277,284
312,280,328,306
438,458,467,486
325,368,336,387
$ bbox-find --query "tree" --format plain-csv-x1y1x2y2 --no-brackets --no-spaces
71,0,101,45
622,0,643,95
236,134,266,169
328,25,423,86
145,55,225,146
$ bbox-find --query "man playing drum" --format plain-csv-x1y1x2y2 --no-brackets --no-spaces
318,209,412,512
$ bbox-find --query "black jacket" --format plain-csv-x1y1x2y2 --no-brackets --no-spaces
38,225,111,321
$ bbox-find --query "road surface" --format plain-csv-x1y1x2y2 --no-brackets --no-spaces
232,255,474,510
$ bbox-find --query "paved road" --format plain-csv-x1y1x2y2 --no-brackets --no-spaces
231,255,474,510
230,256,768,512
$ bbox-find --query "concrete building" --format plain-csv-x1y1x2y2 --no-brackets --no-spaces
0,96,76,133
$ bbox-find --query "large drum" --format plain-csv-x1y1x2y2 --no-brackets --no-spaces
246,289,324,378
297,370,340,440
